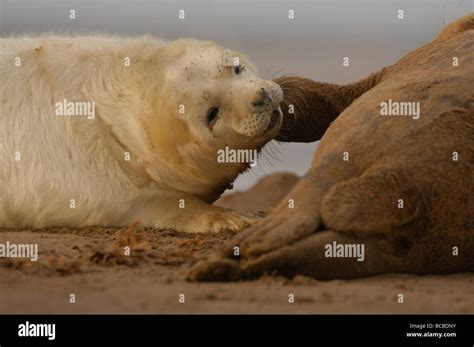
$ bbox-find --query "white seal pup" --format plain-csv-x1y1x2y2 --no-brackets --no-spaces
0,35,283,233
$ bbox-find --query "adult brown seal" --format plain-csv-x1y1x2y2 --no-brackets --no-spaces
189,13,474,280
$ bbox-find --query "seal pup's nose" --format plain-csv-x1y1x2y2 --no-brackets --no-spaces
252,87,273,108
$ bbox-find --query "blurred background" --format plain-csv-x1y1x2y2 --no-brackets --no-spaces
1,0,472,191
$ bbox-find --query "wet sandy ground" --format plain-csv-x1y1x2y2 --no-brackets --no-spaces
1,174,473,314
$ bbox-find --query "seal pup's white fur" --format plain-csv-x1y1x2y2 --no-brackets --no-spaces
0,35,283,232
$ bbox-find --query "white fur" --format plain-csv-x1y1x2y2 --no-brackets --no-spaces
0,35,282,232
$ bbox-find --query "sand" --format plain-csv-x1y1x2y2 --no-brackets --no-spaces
1,173,473,314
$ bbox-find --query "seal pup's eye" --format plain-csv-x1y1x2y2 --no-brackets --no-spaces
233,65,244,75
206,107,219,129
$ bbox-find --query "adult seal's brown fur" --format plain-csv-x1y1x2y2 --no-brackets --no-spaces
189,13,474,281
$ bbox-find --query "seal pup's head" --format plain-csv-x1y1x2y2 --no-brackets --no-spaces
143,39,283,199
162,39,282,142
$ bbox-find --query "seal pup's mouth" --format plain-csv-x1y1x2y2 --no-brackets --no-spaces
265,106,283,133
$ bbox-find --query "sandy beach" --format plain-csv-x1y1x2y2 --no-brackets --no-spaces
1,173,473,314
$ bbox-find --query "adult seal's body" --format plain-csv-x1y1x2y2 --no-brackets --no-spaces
0,36,283,232
189,13,474,280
